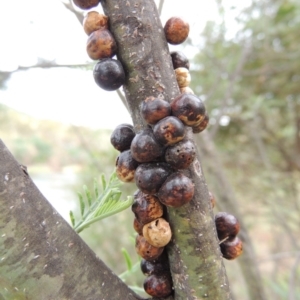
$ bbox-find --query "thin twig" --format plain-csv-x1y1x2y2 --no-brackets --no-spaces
157,0,165,16
0,62,90,76
61,0,84,24
116,89,129,112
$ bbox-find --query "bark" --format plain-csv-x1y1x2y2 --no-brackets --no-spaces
0,139,146,300
101,0,231,299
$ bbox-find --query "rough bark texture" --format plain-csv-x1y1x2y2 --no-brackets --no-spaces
101,0,232,299
0,139,144,300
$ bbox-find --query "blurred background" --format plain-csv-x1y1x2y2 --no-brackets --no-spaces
0,0,299,299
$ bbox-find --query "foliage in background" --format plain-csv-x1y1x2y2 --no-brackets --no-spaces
190,0,300,298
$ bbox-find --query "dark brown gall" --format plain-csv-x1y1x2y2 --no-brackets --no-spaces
165,139,196,169
130,128,164,163
192,112,209,133
141,97,171,125
144,273,173,298
93,58,125,91
140,253,170,276
73,0,100,10
171,93,206,126
132,190,164,225
215,212,240,241
135,162,173,195
158,172,194,207
171,51,190,70
110,123,135,152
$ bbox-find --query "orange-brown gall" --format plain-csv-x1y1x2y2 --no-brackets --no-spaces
164,17,189,45
153,116,185,146
73,0,100,10
87,28,117,60
132,191,164,225
133,217,144,235
115,150,139,183
220,237,243,260
135,234,164,261
83,11,108,35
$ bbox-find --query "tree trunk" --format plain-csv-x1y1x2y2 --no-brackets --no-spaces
101,0,232,299
0,139,145,300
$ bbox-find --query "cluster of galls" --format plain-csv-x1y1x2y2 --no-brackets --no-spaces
72,0,126,91
215,210,243,260
82,10,126,91
75,0,196,98
73,0,241,295
110,92,207,297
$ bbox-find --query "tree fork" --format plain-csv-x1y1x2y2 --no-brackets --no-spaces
101,0,232,299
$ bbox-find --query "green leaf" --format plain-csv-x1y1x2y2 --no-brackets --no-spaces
94,178,99,199
72,172,133,234
121,248,133,271
69,210,75,227
78,192,85,217
83,185,92,207
101,174,106,190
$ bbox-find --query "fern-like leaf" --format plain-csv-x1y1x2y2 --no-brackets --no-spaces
78,192,85,217
69,172,133,234
121,248,133,271
69,211,75,227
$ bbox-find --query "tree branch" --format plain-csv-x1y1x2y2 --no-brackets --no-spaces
61,0,84,24
0,139,145,300
101,0,231,299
